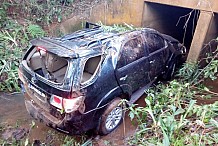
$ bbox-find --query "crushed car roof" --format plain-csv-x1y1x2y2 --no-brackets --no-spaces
30,27,161,58
30,28,117,58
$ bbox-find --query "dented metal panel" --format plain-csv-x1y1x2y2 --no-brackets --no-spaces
19,24,185,134
30,38,78,58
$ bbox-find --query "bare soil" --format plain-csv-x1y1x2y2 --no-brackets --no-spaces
0,93,69,145
0,92,147,145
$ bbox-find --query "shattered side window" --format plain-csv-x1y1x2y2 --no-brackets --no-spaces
81,55,101,84
117,36,145,68
145,33,165,54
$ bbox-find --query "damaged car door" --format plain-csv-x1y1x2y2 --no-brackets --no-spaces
144,32,167,79
115,34,150,94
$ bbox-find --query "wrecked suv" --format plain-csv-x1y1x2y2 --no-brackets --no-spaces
18,23,185,135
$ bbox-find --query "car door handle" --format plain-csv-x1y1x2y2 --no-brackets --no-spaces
120,75,128,81
150,60,155,64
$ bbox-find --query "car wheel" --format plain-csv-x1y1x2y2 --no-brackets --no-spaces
99,97,124,135
163,57,178,80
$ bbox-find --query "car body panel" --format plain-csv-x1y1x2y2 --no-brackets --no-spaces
18,23,185,134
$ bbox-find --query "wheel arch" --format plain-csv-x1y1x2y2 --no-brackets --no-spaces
92,85,130,132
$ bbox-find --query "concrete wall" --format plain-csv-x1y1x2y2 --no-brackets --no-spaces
205,13,218,43
142,2,199,48
89,0,144,26
56,0,144,35
144,0,218,13
53,0,217,61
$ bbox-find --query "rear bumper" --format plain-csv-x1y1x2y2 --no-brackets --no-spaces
23,91,94,134
23,92,71,134
22,82,97,135
19,68,97,134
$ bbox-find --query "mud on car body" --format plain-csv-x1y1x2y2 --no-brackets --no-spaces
18,22,186,135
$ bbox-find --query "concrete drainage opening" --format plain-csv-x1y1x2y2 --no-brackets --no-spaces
142,2,200,52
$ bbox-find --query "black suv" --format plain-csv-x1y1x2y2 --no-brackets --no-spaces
18,23,185,135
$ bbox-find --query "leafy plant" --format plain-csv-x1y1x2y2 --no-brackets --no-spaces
98,21,137,32
3,0,76,26
27,24,45,38
128,40,218,145
62,135,87,146
0,7,7,27
0,18,46,92
128,82,218,145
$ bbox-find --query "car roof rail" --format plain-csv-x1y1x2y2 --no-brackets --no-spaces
86,33,118,48
60,28,103,41
85,22,100,29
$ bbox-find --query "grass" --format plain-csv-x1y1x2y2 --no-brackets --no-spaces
127,41,218,146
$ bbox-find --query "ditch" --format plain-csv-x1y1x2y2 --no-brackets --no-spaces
0,92,146,145
1,0,218,145
1,77,218,145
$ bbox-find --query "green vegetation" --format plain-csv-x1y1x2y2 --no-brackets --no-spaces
98,22,137,32
128,40,218,146
1,0,218,145
62,136,87,146
0,14,45,92
2,0,75,26
0,0,74,92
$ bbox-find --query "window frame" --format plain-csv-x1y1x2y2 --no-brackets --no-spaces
80,54,103,87
144,32,167,55
117,34,146,69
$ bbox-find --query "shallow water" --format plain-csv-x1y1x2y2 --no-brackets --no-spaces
0,92,146,145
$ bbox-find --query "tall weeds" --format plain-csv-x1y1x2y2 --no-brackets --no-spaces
128,40,218,145
0,7,45,92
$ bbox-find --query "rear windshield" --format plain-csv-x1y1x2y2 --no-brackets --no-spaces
26,46,68,83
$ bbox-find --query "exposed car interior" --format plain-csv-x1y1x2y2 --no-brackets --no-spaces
81,56,101,83
27,48,68,83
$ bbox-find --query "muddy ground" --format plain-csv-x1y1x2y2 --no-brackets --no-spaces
1,79,218,145
0,92,146,145
0,93,86,145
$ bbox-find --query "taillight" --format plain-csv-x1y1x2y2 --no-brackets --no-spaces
50,95,63,109
54,96,61,104
63,96,84,113
50,95,84,113
36,46,47,52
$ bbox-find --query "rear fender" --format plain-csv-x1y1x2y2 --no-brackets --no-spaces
96,86,123,108
92,85,125,132
93,84,131,118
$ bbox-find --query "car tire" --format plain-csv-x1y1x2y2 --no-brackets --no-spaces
99,97,124,135
163,57,178,80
